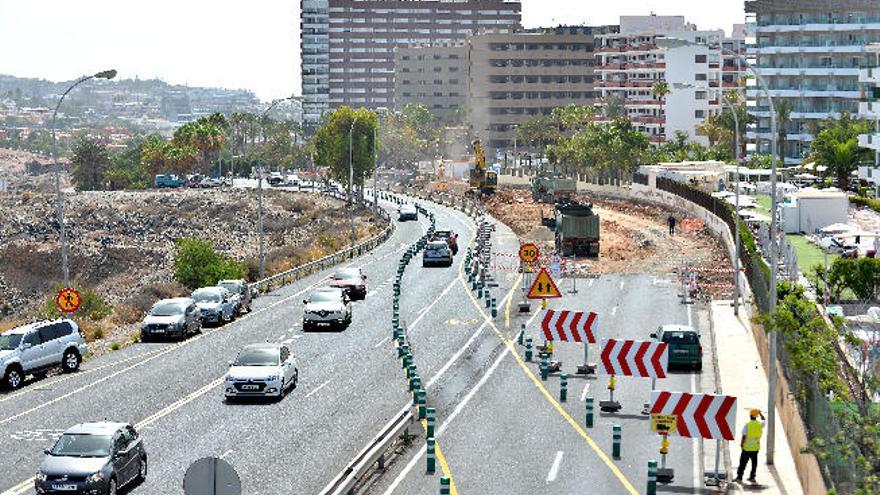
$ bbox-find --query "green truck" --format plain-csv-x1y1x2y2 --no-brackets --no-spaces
549,202,600,257
154,174,185,188
531,173,577,203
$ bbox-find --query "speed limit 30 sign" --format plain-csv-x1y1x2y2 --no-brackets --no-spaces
519,243,539,263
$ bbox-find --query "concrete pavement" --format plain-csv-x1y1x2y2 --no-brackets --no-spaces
712,300,804,495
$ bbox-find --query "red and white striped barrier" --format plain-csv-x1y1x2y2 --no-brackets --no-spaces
649,391,737,441
599,339,668,378
540,309,597,343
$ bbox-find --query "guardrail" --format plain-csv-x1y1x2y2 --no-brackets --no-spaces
249,189,394,294
318,406,415,495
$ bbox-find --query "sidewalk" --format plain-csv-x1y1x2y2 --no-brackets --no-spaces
711,300,804,495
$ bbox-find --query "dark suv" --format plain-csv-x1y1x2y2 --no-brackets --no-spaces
35,422,147,495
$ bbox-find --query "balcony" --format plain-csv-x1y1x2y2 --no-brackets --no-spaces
860,133,880,151
630,116,664,125
755,67,860,77
860,68,880,85
860,100,880,118
748,44,868,55
753,21,880,34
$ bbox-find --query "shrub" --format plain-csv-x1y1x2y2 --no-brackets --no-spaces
39,284,112,321
173,238,245,290
850,195,880,214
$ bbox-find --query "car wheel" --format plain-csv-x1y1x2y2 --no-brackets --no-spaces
140,333,150,343
695,362,703,372
108,477,118,495
3,367,22,390
62,350,81,372
223,311,232,323
137,455,148,482
278,379,286,399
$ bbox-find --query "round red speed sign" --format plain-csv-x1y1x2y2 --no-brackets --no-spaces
519,243,540,263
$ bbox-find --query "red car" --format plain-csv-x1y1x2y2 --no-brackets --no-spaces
329,267,368,300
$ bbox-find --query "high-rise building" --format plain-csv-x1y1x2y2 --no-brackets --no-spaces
595,15,746,145
858,44,880,180
301,0,521,126
393,44,467,121
746,0,880,164
467,26,614,152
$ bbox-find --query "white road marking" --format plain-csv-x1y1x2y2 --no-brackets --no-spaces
219,450,233,460
367,290,377,297
546,451,564,482
304,379,331,399
588,278,595,287
619,280,625,290
385,345,511,495
526,308,544,327
373,336,390,348
687,303,693,327
408,277,460,330
580,383,590,402
611,306,618,317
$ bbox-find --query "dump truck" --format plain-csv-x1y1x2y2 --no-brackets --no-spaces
467,139,497,197
531,172,577,203
549,201,600,257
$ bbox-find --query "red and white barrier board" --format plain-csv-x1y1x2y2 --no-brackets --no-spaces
649,391,737,441
540,309,597,343
599,339,668,379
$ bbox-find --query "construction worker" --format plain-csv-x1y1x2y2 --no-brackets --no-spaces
546,340,554,357
734,408,766,483
667,214,676,236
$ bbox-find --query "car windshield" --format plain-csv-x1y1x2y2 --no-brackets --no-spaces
334,269,360,280
0,334,22,350
434,231,450,238
193,292,221,303
218,282,240,293
662,331,698,344
234,348,280,366
149,302,185,317
310,291,340,303
49,434,112,457
427,244,447,251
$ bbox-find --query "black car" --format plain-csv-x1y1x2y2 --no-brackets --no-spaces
36,422,147,495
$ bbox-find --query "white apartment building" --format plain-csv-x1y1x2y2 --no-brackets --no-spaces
595,15,745,145
858,44,880,185
747,0,880,165
301,0,331,126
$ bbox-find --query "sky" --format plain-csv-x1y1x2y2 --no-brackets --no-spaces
0,0,745,102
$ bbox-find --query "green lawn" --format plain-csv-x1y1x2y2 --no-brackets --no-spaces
786,234,837,273
753,195,772,216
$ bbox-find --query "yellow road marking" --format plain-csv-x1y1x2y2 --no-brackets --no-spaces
455,218,639,495
420,418,459,495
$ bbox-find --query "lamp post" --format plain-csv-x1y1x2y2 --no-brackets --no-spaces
349,116,360,248
373,124,379,212
257,95,296,279
51,69,117,289
659,37,780,463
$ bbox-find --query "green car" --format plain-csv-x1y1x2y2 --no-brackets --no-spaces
651,324,703,371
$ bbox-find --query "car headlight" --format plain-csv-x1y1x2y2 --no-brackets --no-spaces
87,471,104,483
35,472,47,482
265,375,279,381
225,375,235,382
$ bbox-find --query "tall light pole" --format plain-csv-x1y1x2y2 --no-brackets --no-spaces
659,37,780,463
257,95,296,278
349,116,360,248
373,124,379,212
51,69,117,289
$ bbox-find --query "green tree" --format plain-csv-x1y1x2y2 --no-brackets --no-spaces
173,113,228,174
717,90,753,159
106,137,149,190
70,137,110,191
651,81,671,141
603,94,626,119
773,99,793,166
173,238,245,290
313,106,378,197
400,103,437,143
378,111,426,169
809,113,872,190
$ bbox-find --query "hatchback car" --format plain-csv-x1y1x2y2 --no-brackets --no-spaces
651,324,703,371
140,298,202,342
302,287,352,331
224,343,299,401
423,241,454,267
329,268,367,300
431,230,458,255
217,279,253,315
35,422,146,495
0,319,88,390
191,287,236,325
398,204,418,221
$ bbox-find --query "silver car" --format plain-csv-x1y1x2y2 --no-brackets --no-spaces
224,343,299,401
217,279,252,315
0,319,88,390
140,298,202,342
192,287,236,325
302,287,352,331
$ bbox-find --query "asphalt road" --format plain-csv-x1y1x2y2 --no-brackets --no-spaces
0,195,479,495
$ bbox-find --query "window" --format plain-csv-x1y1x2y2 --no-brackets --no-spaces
280,346,290,362
695,91,707,100
434,67,442,72
695,73,707,81
694,54,707,63
448,79,459,85
449,67,459,72
39,323,68,342
112,433,127,454
23,332,41,347
434,79,443,84
695,110,706,118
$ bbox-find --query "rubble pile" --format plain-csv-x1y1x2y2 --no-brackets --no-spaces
0,187,373,315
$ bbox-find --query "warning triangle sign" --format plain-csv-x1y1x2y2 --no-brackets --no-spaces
527,268,562,299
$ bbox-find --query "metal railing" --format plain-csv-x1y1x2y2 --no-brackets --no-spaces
250,189,395,294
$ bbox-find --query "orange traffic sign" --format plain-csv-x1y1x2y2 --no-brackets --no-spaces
55,288,82,313
527,268,561,299
519,243,540,263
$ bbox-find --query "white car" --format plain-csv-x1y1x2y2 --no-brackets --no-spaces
224,343,298,401
398,204,418,221
302,287,352,331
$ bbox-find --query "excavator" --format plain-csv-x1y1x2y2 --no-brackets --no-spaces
467,139,497,197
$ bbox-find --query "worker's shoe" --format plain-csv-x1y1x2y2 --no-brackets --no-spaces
747,477,757,483
733,477,742,483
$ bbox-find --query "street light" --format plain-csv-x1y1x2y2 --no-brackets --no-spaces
257,95,296,279
349,116,360,248
659,36,781,464
51,69,117,289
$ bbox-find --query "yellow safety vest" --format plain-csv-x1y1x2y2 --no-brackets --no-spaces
744,420,762,452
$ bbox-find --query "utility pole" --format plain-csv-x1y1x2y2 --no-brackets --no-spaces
373,124,378,212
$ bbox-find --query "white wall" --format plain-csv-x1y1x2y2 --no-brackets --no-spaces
665,44,711,145
797,196,848,234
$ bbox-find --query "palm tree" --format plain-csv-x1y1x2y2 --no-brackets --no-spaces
651,81,671,142
809,113,872,189
695,113,728,148
773,99,793,166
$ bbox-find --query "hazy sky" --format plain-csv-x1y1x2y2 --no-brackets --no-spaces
0,0,745,101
